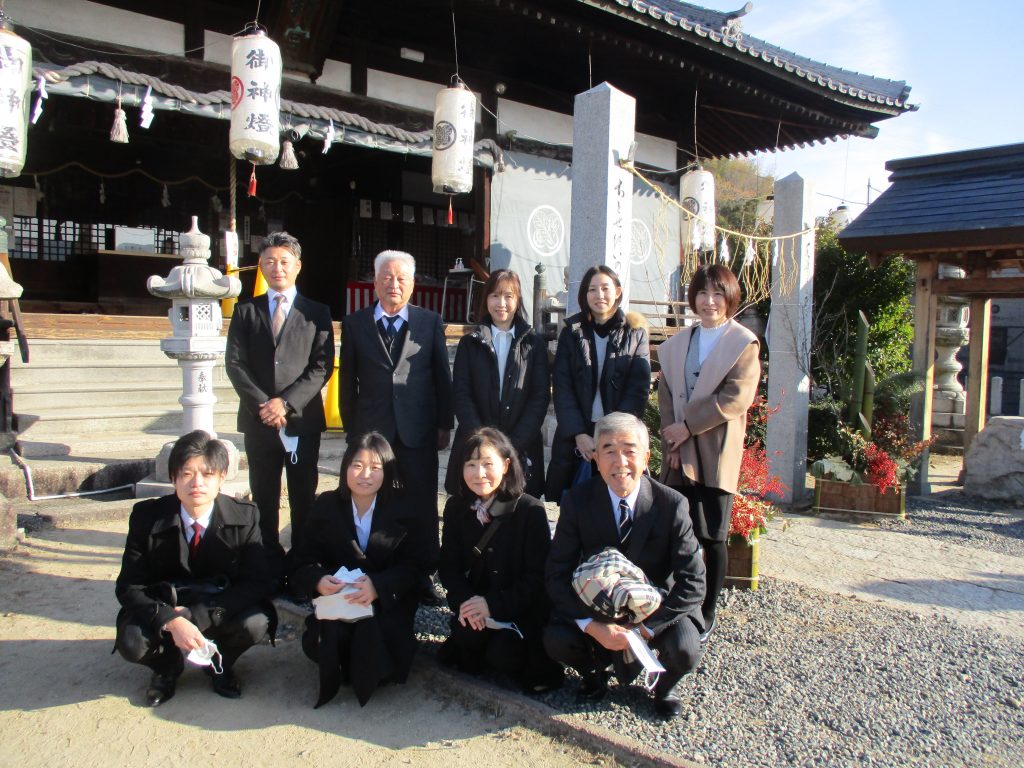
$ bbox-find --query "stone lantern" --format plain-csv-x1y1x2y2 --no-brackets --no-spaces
932,264,970,436
141,216,242,491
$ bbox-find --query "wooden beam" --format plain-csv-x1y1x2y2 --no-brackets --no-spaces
908,257,937,495
964,296,992,453
932,276,1024,297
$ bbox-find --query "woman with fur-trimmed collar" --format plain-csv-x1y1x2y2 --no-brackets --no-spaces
546,265,652,504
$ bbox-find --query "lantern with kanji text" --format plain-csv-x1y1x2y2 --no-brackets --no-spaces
0,11,32,179
229,27,282,165
431,80,476,196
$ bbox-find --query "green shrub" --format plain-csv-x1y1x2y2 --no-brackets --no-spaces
643,390,663,477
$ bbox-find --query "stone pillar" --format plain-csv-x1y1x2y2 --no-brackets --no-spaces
567,82,635,314
138,217,242,496
765,173,815,506
931,266,969,434
990,377,1003,415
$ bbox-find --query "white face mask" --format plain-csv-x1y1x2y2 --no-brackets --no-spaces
186,640,223,674
279,428,299,465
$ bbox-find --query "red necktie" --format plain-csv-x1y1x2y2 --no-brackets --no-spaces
190,522,204,558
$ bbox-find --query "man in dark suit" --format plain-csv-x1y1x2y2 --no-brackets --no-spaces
544,411,706,718
226,232,334,570
114,431,276,706
340,250,453,602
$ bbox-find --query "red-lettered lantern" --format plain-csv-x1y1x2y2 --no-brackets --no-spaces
0,12,33,178
229,27,281,165
431,80,476,195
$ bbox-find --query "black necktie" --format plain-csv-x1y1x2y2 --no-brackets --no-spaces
618,498,632,544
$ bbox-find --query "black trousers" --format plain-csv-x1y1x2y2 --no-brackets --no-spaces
676,483,734,625
543,616,702,691
115,604,271,674
444,616,527,677
244,428,322,562
444,616,564,689
392,437,440,561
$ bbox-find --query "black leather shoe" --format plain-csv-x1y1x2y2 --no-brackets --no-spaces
699,617,717,646
145,671,178,707
576,671,608,702
654,688,683,718
207,666,242,699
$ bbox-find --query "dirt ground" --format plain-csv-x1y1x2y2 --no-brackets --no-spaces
0,521,612,768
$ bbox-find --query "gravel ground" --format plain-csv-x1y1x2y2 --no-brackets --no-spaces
879,493,1024,558
415,579,1024,768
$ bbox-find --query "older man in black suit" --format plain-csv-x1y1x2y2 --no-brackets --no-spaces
226,232,334,571
544,411,706,718
340,250,453,602
114,431,275,706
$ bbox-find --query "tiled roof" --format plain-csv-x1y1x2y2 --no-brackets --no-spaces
839,143,1024,254
604,0,913,110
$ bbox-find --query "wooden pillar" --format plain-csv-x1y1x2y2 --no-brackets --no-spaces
908,256,937,495
964,295,991,452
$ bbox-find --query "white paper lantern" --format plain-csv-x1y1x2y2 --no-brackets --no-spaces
431,81,476,195
0,19,33,179
679,169,716,252
229,28,281,165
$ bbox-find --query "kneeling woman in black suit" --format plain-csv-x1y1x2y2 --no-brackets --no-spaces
438,427,563,692
289,431,430,706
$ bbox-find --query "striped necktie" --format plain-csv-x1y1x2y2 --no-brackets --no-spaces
618,498,632,544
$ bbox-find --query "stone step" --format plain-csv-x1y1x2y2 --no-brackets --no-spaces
10,360,227,387
14,430,248,461
15,338,196,364
13,492,139,529
13,381,239,411
15,404,239,442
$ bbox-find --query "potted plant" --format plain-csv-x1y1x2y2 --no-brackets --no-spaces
810,403,931,519
725,398,786,591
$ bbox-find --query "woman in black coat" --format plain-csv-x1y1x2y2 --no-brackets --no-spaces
445,268,550,498
438,427,563,693
546,265,652,503
288,431,430,707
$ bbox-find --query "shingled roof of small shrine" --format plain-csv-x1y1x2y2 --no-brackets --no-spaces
601,0,914,110
839,143,1024,255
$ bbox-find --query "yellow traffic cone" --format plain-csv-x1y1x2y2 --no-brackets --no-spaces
221,264,239,318
254,267,268,297
324,354,343,431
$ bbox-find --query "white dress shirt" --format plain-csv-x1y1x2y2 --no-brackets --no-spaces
267,285,297,321
352,497,376,552
374,302,410,334
491,324,514,397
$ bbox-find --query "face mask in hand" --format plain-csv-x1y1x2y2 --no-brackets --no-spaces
279,428,299,465
186,640,224,674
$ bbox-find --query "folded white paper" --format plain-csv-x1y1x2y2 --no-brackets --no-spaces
313,588,374,622
333,566,366,583
626,629,665,675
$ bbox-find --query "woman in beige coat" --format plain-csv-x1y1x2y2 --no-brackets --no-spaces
657,265,760,641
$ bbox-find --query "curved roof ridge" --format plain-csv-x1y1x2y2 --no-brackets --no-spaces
607,0,914,109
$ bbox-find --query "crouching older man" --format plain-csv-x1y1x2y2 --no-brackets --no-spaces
114,430,276,706
544,412,706,718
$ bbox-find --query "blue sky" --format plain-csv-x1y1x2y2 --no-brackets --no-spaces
700,0,1023,218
